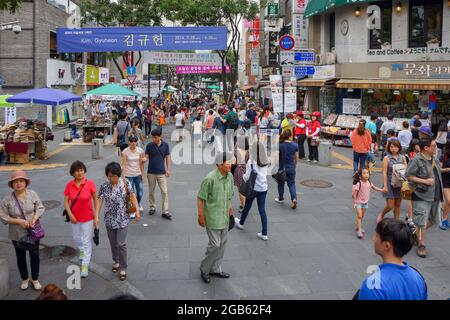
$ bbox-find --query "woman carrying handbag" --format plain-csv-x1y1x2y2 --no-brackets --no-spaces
307,112,321,163
0,170,45,291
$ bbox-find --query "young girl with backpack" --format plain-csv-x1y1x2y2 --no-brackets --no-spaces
352,168,384,239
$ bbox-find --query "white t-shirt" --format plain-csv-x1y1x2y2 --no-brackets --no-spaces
381,120,396,133
398,129,412,149
175,113,184,127
192,121,203,135
122,147,144,177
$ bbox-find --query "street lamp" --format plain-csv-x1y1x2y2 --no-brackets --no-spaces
0,21,21,34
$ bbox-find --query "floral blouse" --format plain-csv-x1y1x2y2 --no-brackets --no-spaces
0,190,45,241
98,179,134,230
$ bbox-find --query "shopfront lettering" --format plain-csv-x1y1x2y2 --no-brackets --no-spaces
399,63,450,78
368,47,450,56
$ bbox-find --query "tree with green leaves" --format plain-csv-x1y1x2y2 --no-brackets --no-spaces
0,0,22,13
164,0,259,101
79,0,164,79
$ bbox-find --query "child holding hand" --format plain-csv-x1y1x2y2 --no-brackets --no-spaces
352,168,384,239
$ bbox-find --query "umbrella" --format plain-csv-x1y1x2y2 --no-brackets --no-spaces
208,85,220,90
0,94,14,107
84,83,140,97
6,88,82,106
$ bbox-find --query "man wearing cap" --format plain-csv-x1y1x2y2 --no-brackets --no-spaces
419,127,433,140
0,171,45,291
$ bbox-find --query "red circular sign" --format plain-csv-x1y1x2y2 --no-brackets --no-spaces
279,35,295,51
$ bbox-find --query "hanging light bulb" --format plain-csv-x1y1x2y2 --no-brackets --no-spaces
367,89,374,94
393,90,401,95
396,2,402,14
355,7,361,17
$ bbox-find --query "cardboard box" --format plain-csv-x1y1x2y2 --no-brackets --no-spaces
8,152,30,164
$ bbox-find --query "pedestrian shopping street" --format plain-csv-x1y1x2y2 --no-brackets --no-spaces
1,125,449,300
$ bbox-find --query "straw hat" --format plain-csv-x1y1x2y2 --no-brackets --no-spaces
8,170,30,188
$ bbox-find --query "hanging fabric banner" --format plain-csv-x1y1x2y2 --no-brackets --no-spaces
57,26,228,53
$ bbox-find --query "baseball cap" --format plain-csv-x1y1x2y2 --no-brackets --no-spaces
419,126,433,137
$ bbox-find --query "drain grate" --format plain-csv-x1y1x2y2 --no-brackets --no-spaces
42,200,62,210
41,245,77,260
300,180,333,188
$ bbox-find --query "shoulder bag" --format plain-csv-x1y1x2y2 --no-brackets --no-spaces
63,183,85,222
239,164,257,198
391,157,407,188
122,179,136,214
401,158,435,200
12,193,45,250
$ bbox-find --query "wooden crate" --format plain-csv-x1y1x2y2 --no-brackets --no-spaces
8,152,30,164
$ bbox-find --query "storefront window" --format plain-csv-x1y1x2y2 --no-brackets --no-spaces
409,0,442,48
369,1,392,50
49,32,58,59
319,87,337,119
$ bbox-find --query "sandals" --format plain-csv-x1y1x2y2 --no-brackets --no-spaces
112,263,119,273
119,271,127,281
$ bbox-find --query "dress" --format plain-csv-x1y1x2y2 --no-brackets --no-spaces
383,153,405,199
233,147,249,188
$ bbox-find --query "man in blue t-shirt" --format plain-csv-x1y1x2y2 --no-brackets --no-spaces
357,218,427,300
145,128,172,220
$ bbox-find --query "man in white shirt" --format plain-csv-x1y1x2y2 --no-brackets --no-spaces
380,114,397,149
174,109,185,142
397,121,412,154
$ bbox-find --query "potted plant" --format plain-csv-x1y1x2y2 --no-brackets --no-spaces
427,37,440,48
381,42,391,50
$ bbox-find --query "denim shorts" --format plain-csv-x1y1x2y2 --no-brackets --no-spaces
366,153,376,164
356,203,368,209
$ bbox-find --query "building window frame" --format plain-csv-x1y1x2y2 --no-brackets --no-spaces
369,1,392,50
408,0,443,48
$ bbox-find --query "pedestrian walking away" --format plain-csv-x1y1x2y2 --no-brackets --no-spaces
405,138,443,258
235,141,270,241
121,136,146,213
197,152,234,284
355,218,427,300
275,129,299,209
96,162,140,281
145,128,172,219
232,137,250,213
350,119,372,174
377,140,407,223
0,171,45,291
352,169,384,239
114,112,131,153
63,161,99,278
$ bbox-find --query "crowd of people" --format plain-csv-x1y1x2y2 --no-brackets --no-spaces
0,89,449,300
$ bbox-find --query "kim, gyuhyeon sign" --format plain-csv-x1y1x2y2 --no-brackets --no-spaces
57,26,228,53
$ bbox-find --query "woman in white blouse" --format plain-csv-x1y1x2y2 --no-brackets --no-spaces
235,141,270,240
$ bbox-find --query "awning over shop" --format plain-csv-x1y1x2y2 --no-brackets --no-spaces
305,0,377,18
297,78,338,87
336,79,450,90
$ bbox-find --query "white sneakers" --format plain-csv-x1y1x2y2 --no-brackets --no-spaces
21,279,42,290
274,198,284,204
20,279,29,290
234,217,244,230
257,233,268,241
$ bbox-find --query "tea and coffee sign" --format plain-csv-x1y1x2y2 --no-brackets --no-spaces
367,46,450,63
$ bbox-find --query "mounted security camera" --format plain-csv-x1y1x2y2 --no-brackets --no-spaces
12,25,21,34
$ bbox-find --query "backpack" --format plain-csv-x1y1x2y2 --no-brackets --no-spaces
391,156,407,188
228,112,239,130
116,122,130,147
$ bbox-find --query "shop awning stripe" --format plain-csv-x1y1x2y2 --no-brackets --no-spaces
305,0,377,19
336,79,450,90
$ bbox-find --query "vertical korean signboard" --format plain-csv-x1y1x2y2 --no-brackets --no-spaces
268,32,279,66
284,77,297,112
292,0,308,49
270,75,283,113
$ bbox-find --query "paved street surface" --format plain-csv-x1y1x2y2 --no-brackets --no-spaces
1,124,449,300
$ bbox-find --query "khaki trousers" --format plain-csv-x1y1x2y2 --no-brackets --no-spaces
200,227,228,274
147,173,169,214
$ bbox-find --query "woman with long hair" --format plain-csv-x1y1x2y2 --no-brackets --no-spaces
350,119,372,174
436,121,448,151
376,140,407,223
235,141,270,240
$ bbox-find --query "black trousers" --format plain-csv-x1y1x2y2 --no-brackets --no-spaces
297,134,307,159
307,138,319,161
144,121,152,136
12,240,40,281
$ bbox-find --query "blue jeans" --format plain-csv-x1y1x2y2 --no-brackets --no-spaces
239,191,268,236
126,176,143,206
277,168,297,202
353,152,368,173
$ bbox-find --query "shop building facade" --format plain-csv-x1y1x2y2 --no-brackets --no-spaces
0,0,109,123
303,0,450,130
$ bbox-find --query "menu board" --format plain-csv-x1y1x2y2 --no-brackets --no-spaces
324,113,338,126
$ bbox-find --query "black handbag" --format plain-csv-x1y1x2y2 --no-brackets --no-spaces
239,164,257,198
272,169,287,183
93,228,100,246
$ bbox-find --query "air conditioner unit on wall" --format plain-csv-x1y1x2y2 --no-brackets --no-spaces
326,52,337,64
316,54,325,66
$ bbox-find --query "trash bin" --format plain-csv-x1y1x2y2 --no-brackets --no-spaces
64,130,72,142
92,138,103,159
318,140,332,167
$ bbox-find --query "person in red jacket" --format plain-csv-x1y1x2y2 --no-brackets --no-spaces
350,119,372,174
295,111,307,159
307,112,321,162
